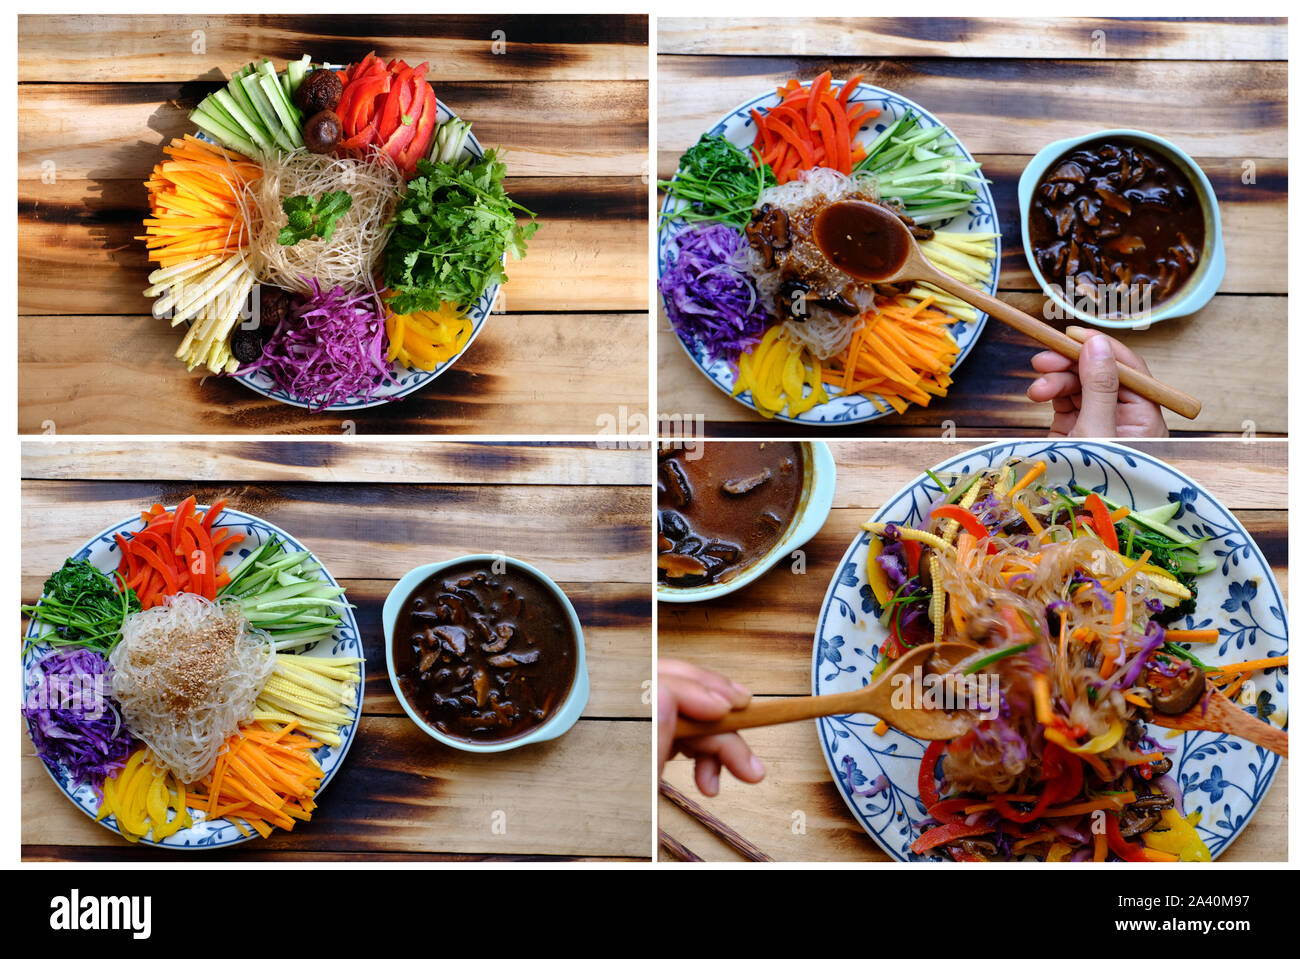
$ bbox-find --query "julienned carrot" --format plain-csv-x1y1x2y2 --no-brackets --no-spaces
138,135,260,268
1206,656,1289,677
751,71,871,183
191,722,323,837
821,293,960,414
115,496,238,608
1163,629,1220,643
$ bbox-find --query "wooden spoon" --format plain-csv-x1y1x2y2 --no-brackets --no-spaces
811,200,1202,420
1149,686,1288,757
675,642,977,742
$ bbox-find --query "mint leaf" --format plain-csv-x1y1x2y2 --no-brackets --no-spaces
278,191,355,247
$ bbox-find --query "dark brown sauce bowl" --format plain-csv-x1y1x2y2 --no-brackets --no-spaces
1018,128,1225,329
383,555,589,752
657,441,837,603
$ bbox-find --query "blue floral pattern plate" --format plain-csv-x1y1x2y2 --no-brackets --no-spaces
658,81,1000,426
813,441,1287,861
22,506,364,849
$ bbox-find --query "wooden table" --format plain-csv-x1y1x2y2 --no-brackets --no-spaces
656,18,1287,437
659,440,1287,861
17,14,649,435
21,441,652,861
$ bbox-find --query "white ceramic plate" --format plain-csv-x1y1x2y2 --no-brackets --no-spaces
813,441,1287,860
22,505,364,849
658,81,1000,425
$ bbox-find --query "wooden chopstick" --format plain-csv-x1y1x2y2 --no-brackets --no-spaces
659,779,774,862
658,828,703,862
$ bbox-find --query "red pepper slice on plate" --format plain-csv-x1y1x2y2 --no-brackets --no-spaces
902,538,923,578
918,740,946,810
931,504,996,554
1084,493,1120,552
1105,811,1151,862
399,87,439,173
911,820,992,855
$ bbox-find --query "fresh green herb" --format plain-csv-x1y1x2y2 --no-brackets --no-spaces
1159,643,1212,671
21,558,140,654
658,133,776,230
963,641,1034,675
383,149,538,316
277,190,354,246
925,469,951,495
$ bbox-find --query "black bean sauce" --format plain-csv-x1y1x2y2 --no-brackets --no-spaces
393,561,576,743
658,442,803,587
1028,137,1205,315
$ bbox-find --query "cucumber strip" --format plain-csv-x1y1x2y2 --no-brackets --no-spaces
191,110,258,158
286,55,311,96
258,73,304,148
210,89,274,153
239,72,292,151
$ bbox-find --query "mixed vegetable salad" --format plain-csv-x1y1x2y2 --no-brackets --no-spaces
21,497,362,844
659,72,998,421
143,52,537,410
863,459,1287,861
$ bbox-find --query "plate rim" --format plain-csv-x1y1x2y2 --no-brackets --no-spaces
811,439,1287,862
22,503,365,850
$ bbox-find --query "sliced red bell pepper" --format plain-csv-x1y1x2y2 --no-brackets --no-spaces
1085,493,1120,552
376,66,414,139
902,538,923,578
1104,812,1151,862
382,77,423,161
926,797,975,825
200,498,226,535
399,90,439,173
339,73,390,139
171,495,195,553
911,821,992,855
918,740,946,810
931,503,997,554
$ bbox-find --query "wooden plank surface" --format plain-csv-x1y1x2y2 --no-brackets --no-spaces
17,14,650,435
22,311,648,436
656,19,1287,437
19,14,649,83
659,440,1288,861
20,442,653,860
658,18,1288,61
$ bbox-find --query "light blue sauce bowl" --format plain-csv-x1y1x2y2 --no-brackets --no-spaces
657,441,837,603
1018,128,1225,329
384,554,590,753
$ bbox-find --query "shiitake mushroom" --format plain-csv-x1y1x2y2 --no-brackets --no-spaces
303,110,343,154
293,69,343,115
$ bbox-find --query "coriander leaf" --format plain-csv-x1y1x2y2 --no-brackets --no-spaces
382,148,538,315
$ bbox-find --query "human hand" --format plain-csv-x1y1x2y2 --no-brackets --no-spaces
1026,328,1169,438
657,659,766,796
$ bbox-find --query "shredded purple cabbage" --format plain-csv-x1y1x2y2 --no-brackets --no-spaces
23,648,133,787
242,279,398,411
659,224,770,362
1154,774,1184,816
1109,622,1167,691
